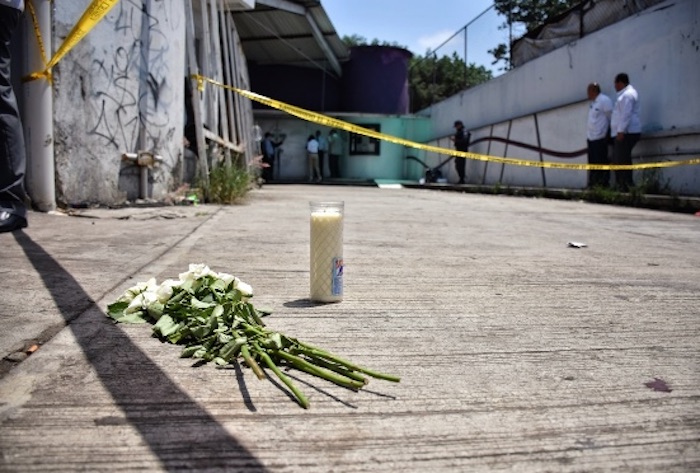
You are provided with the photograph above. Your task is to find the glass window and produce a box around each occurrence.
[349,124,381,155]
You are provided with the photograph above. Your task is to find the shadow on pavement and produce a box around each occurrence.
[13,230,269,472]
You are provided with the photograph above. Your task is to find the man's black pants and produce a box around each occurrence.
[587,137,610,188]
[612,133,640,192]
[0,6,27,219]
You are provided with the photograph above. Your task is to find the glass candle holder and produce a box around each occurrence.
[309,201,344,302]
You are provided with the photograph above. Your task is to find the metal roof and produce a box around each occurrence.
[229,0,350,78]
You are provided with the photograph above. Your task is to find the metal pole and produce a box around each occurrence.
[463,26,468,88]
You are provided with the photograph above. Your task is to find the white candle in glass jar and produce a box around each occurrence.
[309,202,344,302]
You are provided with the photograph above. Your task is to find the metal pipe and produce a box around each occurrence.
[23,0,55,211]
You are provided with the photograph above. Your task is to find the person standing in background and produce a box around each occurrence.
[327,129,341,179]
[315,130,327,179]
[610,73,641,192]
[450,120,470,185]
[306,134,321,182]
[261,132,275,182]
[586,82,613,188]
[0,0,28,233]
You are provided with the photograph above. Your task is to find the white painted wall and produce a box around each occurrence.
[423,0,700,195]
[53,1,186,204]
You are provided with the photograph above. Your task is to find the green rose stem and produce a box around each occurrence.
[297,343,401,383]
[252,342,310,409]
[248,306,266,327]
[300,354,368,384]
[240,344,265,380]
[272,350,365,390]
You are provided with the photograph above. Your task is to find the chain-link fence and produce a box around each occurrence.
[510,0,664,67]
[426,0,665,77]
[427,3,506,79]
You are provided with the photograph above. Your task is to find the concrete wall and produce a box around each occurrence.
[53,1,186,205]
[422,0,700,195]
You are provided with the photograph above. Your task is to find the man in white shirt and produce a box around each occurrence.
[586,83,613,188]
[610,73,641,191]
[306,134,321,182]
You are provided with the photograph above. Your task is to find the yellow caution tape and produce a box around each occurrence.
[195,74,700,172]
[25,0,120,82]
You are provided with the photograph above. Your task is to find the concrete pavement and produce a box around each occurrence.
[1,184,699,472]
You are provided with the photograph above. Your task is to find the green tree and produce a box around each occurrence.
[341,34,367,47]
[490,0,581,70]
[409,52,492,112]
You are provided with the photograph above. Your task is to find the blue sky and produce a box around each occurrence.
[320,0,513,75]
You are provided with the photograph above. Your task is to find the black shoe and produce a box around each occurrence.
[0,211,27,233]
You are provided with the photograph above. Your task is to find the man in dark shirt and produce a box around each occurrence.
[451,120,471,185]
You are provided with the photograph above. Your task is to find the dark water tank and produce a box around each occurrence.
[341,46,413,114]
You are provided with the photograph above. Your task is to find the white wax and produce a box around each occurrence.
[310,209,343,302]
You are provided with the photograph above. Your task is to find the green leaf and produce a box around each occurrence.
[209,278,227,293]
[113,311,149,324]
[267,332,282,349]
[190,325,211,340]
[218,332,233,344]
[106,301,129,320]
[207,313,219,332]
[178,278,194,293]
[153,314,180,337]
[191,296,214,310]
[218,337,246,361]
[168,289,188,304]
[180,345,202,358]
[147,302,165,319]
[167,328,187,344]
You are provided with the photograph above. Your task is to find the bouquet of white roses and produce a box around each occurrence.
[108,264,399,408]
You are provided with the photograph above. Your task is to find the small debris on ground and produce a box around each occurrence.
[644,377,672,393]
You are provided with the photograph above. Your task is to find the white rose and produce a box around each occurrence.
[217,272,235,287]
[142,290,159,309]
[121,277,157,302]
[233,277,253,297]
[125,293,145,314]
[156,279,179,303]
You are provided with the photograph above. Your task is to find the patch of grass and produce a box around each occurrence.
[582,186,626,205]
[205,162,253,204]
[637,169,671,195]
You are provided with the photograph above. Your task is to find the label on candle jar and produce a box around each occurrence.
[332,257,343,296]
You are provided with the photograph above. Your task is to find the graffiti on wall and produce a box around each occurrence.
[87,0,180,155]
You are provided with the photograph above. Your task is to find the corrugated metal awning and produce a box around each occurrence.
[229,0,349,78]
